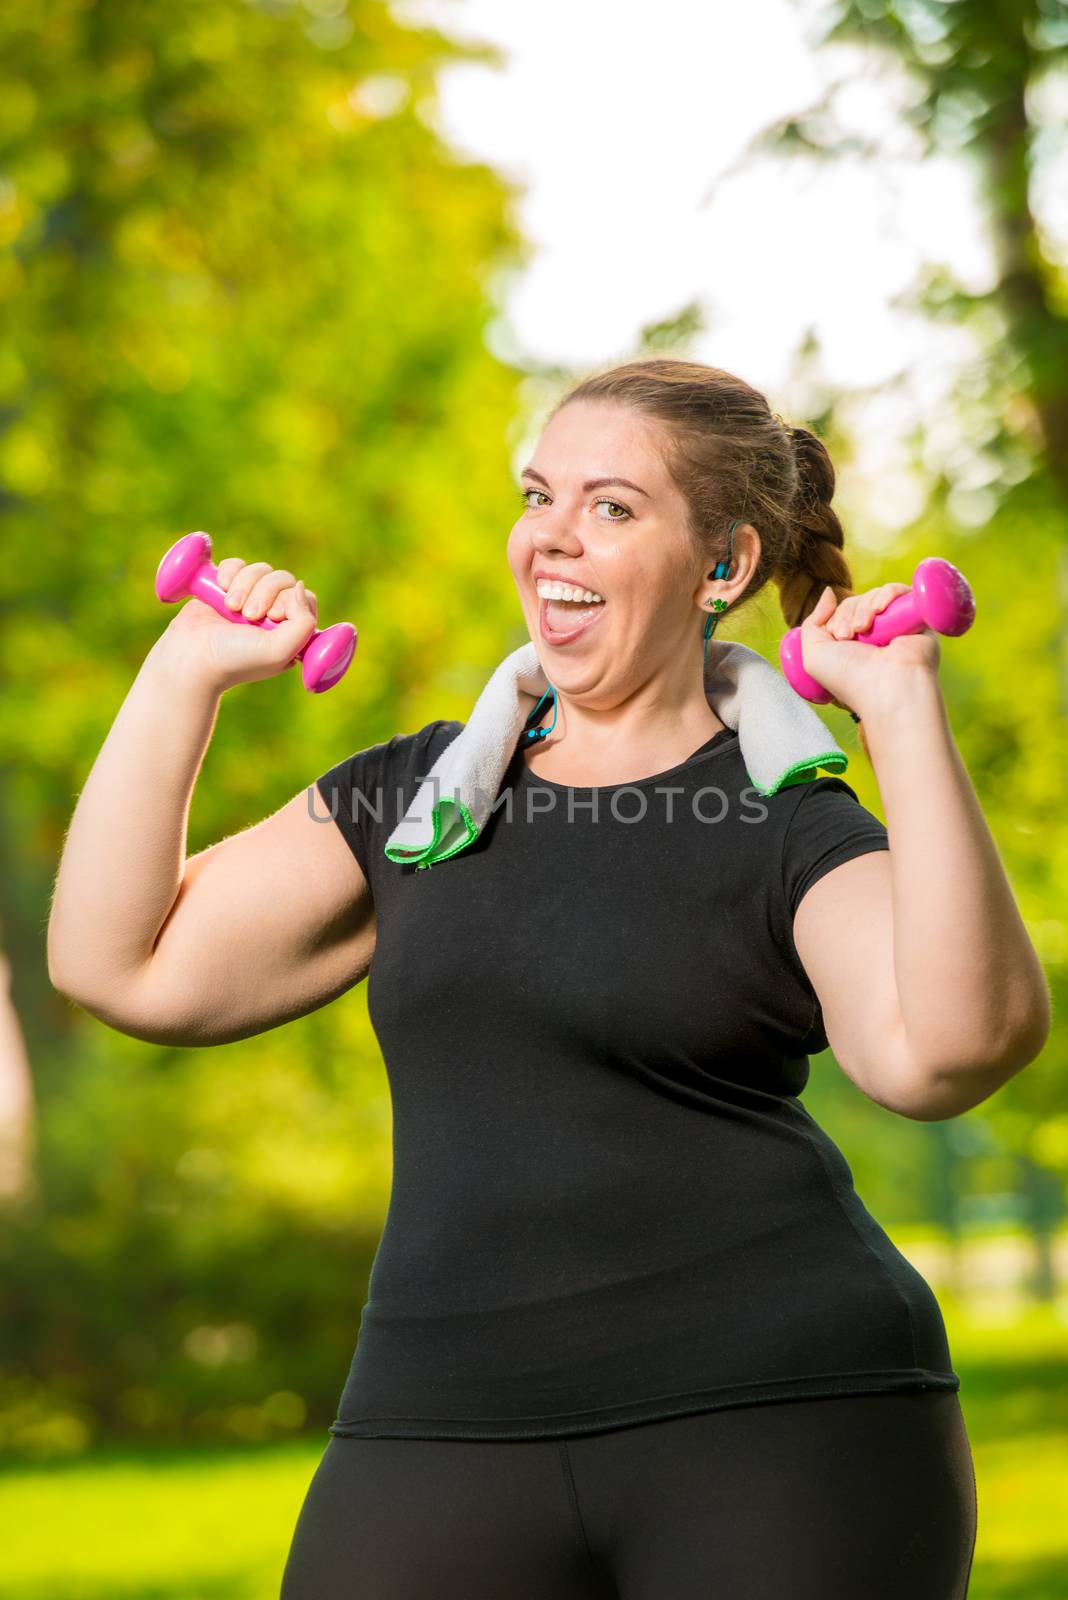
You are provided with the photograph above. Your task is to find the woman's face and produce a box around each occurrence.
[506,399,707,705]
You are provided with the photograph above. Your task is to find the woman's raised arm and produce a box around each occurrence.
[47,559,375,1048]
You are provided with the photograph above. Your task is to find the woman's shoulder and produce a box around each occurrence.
[776,772,890,916]
[779,771,864,809]
[316,718,464,796]
[380,717,465,763]
[767,772,884,849]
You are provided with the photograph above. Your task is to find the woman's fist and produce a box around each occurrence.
[800,582,941,719]
[163,555,319,692]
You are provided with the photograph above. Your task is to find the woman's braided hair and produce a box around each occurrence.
[547,356,869,758]
[774,425,853,630]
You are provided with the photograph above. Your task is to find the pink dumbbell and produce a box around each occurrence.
[780,555,975,705]
[155,531,357,694]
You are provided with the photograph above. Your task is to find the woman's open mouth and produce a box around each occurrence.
[538,593,606,646]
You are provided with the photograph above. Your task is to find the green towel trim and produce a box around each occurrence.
[383,749,850,866]
[750,749,848,797]
[383,797,479,870]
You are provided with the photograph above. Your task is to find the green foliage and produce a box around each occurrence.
[0,1005,396,1451]
[0,0,529,1449]
[0,0,528,946]
[733,0,1068,1241]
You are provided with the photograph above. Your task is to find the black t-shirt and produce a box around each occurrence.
[314,719,959,1440]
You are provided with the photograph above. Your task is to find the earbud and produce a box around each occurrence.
[711,520,738,585]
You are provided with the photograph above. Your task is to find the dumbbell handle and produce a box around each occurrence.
[155,531,357,694]
[779,556,975,705]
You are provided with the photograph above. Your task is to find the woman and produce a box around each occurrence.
[48,358,1050,1599]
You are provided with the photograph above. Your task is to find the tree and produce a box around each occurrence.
[0,0,534,1443]
[0,0,528,1065]
[725,0,1068,1291]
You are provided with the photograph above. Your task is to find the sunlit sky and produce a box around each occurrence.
[387,0,1055,542]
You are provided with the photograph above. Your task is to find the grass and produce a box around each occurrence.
[0,1437,315,1599]
[0,1297,1065,1598]
[941,1294,1068,1599]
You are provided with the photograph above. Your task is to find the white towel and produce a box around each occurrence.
[384,638,848,869]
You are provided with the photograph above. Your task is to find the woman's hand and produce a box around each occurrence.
[160,556,319,693]
[800,583,941,720]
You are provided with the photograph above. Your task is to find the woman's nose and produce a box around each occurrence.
[531,515,582,554]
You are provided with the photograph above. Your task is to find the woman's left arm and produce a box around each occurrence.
[792,583,1052,1121]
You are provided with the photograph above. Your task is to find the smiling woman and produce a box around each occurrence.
[502,358,860,786]
[54,348,1046,1597]
[275,357,1051,1595]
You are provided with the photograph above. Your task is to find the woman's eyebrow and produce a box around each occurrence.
[520,467,650,497]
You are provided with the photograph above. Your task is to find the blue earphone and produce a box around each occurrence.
[523,683,558,743]
[703,518,739,665]
[712,517,738,583]
[524,519,740,742]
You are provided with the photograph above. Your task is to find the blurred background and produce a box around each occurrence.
[1,0,1066,1594]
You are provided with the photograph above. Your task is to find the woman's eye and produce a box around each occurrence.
[519,488,630,521]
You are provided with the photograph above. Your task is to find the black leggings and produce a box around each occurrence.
[280,1389,977,1598]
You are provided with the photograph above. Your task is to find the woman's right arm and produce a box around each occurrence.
[46,560,375,1047]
